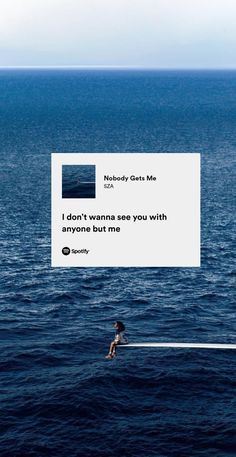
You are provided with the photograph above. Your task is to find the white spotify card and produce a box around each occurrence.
[51,153,200,267]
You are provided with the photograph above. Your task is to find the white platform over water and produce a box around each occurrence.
[120,342,236,350]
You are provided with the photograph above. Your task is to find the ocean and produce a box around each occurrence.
[0,69,235,457]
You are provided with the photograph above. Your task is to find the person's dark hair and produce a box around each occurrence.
[115,321,125,331]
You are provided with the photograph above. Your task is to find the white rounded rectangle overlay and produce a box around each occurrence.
[51,153,200,267]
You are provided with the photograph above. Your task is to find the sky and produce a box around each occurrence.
[0,0,236,68]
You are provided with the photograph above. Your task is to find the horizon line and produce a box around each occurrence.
[0,65,236,70]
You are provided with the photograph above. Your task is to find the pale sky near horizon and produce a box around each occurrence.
[0,0,236,68]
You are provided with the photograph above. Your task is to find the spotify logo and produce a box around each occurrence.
[62,247,70,256]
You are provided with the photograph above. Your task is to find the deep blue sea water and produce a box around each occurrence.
[0,70,235,457]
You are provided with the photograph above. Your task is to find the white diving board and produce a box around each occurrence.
[120,342,236,350]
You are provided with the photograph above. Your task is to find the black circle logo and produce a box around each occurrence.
[62,247,70,256]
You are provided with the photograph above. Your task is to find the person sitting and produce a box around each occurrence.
[105,321,128,359]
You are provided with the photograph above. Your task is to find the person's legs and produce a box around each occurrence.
[110,340,117,355]
[105,340,117,358]
[110,341,117,355]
